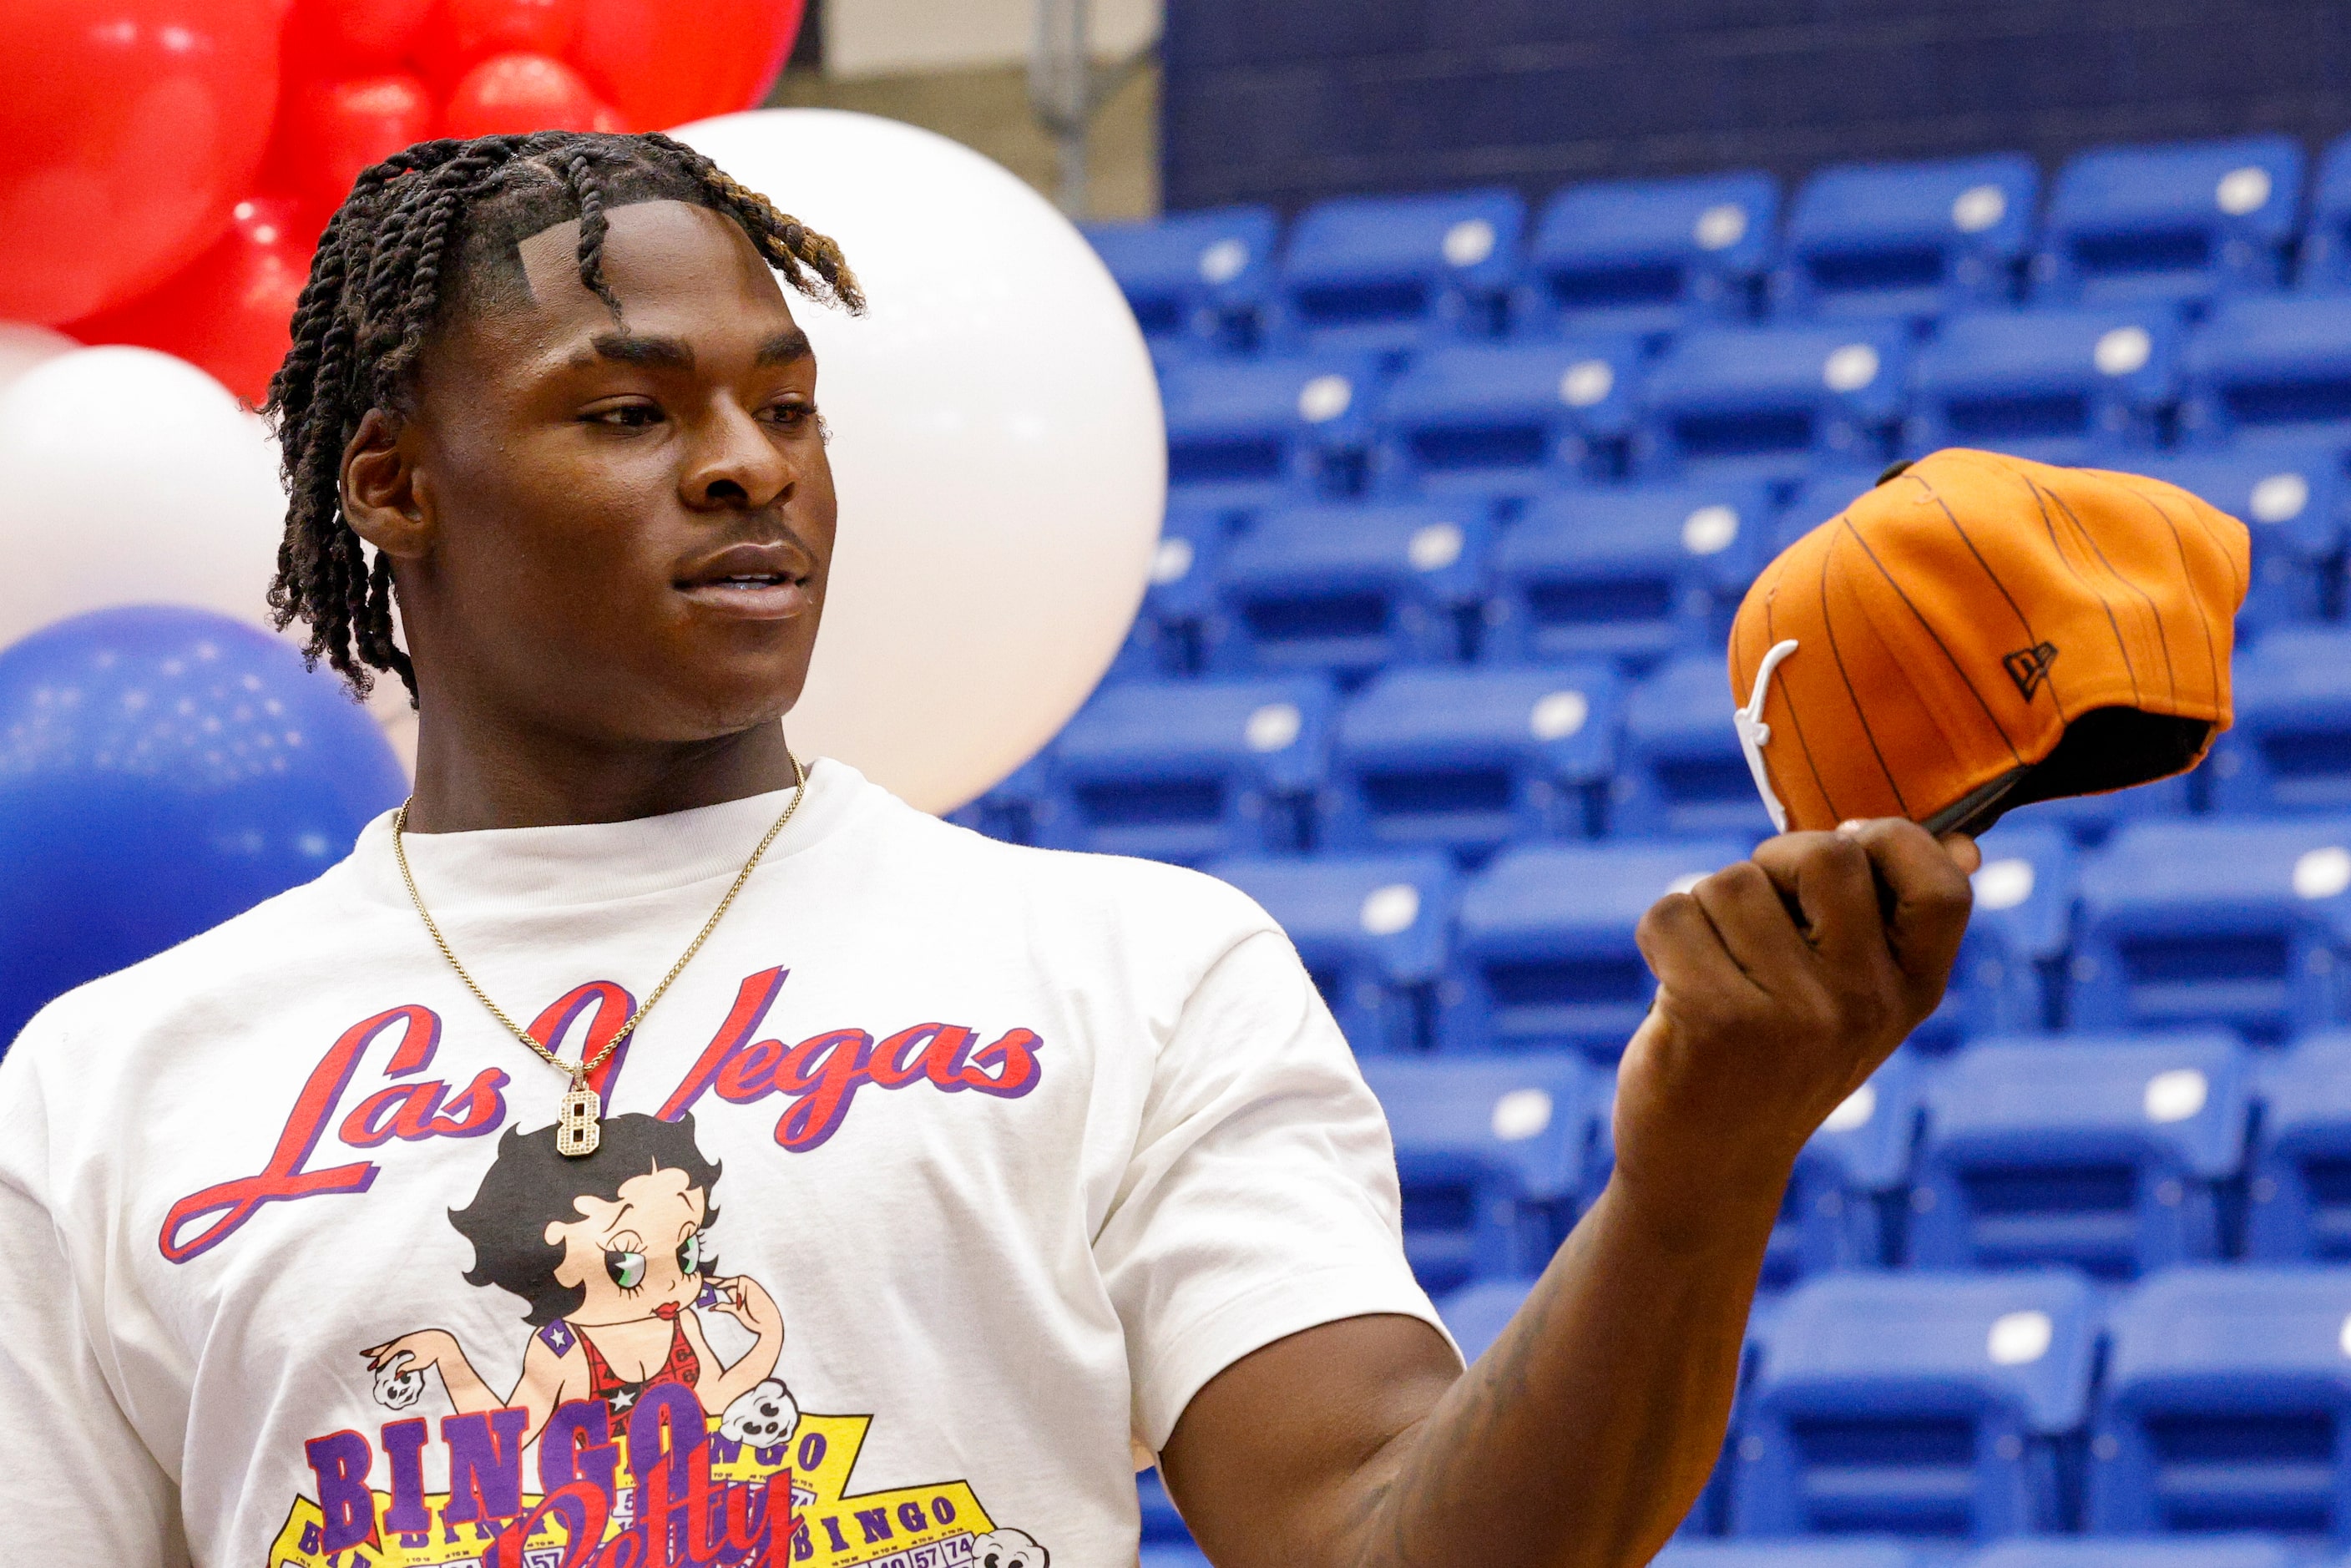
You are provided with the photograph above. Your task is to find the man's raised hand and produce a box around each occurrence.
[1612,819,1979,1240]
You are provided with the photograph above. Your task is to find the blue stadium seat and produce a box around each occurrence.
[948,755,1053,847]
[2177,296,2351,452]
[1083,205,1278,354]
[1326,665,1625,855]
[1136,1469,1191,1548]
[1730,1270,2097,1538]
[1767,1052,1926,1288]
[1273,188,1526,357]
[2123,448,2343,631]
[2090,1266,2351,1534]
[1990,771,2195,847]
[2035,136,2304,311]
[1444,837,1750,1059]
[2300,131,2351,292]
[1126,502,1231,677]
[1206,501,1491,677]
[1904,307,2177,465]
[2210,630,2351,816]
[1964,1535,2292,1568]
[1368,338,1645,500]
[1488,483,1773,668]
[1771,468,1884,554]
[1140,1545,1208,1568]
[2247,1033,2351,1260]
[1637,324,1912,488]
[1361,1053,1592,1292]
[1914,822,2079,1050]
[1908,1033,2249,1279]
[1775,154,2040,324]
[1035,678,1333,864]
[1206,851,1459,1055]
[1160,352,1381,514]
[1519,173,1780,341]
[1613,655,1778,840]
[2070,817,2351,1042]
[1661,1545,1918,1568]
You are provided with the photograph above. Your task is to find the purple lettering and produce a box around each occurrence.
[304,1429,377,1555]
[441,1408,529,1524]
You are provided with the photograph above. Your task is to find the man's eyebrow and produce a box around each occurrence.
[574,332,694,370]
[755,329,812,367]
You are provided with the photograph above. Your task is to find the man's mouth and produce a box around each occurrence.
[673,542,814,620]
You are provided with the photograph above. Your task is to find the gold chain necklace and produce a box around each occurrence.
[390,751,807,1158]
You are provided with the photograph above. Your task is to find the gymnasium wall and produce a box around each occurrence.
[1161,0,2351,212]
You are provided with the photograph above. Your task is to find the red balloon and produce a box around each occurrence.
[570,0,804,131]
[68,196,316,407]
[0,0,282,325]
[285,0,435,71]
[279,73,437,212]
[444,0,582,66]
[442,51,620,139]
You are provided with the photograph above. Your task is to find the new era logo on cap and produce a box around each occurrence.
[1728,449,2248,837]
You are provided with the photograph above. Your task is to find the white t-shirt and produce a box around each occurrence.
[0,759,1441,1568]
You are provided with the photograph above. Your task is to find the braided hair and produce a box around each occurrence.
[262,130,865,701]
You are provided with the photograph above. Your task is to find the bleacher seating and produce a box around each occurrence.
[1615,655,1779,839]
[1904,307,2177,466]
[2071,817,2351,1042]
[1206,851,1459,1054]
[1205,501,1491,676]
[1062,124,2351,1565]
[1636,324,1912,489]
[1908,1033,2250,1278]
[1487,484,1772,668]
[1368,338,1644,499]
[1444,837,1748,1058]
[2177,295,2351,451]
[2209,630,2351,815]
[2035,136,2304,311]
[1730,1270,2099,1537]
[2125,448,2343,631]
[1325,665,1624,855]
[2091,1267,2351,1534]
[1776,154,2040,324]
[1361,1053,1592,1292]
[1035,678,1332,863]
[2247,1033,2351,1260]
[1160,352,1380,513]
[1519,173,1780,341]
[1272,188,1525,357]
[1767,1053,1925,1287]
[1917,822,2078,1049]
[1082,205,1278,355]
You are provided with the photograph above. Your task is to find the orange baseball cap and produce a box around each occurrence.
[1727,448,2249,837]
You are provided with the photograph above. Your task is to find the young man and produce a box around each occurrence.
[0,132,1975,1568]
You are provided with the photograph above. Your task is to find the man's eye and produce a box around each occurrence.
[589,403,662,427]
[766,402,815,426]
[605,1249,646,1289]
[677,1232,702,1274]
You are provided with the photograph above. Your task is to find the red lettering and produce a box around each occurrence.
[159,1006,438,1262]
[715,1038,786,1103]
[869,1025,946,1089]
[919,1027,979,1092]
[492,1479,609,1568]
[773,1031,874,1151]
[339,1083,441,1149]
[528,984,637,1101]
[657,968,790,1120]
[427,1068,509,1138]
[957,1029,1044,1098]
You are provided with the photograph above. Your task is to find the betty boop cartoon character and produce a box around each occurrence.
[366,1111,786,1446]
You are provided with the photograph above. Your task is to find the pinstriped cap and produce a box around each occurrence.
[1728,448,2250,837]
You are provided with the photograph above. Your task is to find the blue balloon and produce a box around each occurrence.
[0,606,407,1050]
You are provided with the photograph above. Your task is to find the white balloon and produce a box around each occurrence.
[674,109,1164,814]
[0,346,286,650]
[0,322,77,397]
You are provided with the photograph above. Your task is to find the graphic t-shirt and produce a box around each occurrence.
[0,760,1442,1568]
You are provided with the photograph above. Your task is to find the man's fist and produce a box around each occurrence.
[1610,819,1978,1241]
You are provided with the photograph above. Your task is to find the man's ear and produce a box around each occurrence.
[341,407,432,559]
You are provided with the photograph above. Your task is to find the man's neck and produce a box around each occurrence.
[400,702,801,834]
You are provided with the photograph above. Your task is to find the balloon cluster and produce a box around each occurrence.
[2,0,805,404]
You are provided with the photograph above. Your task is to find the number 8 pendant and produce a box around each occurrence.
[557,1079,601,1157]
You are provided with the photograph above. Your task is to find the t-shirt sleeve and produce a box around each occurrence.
[0,1044,190,1565]
[1095,924,1454,1454]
